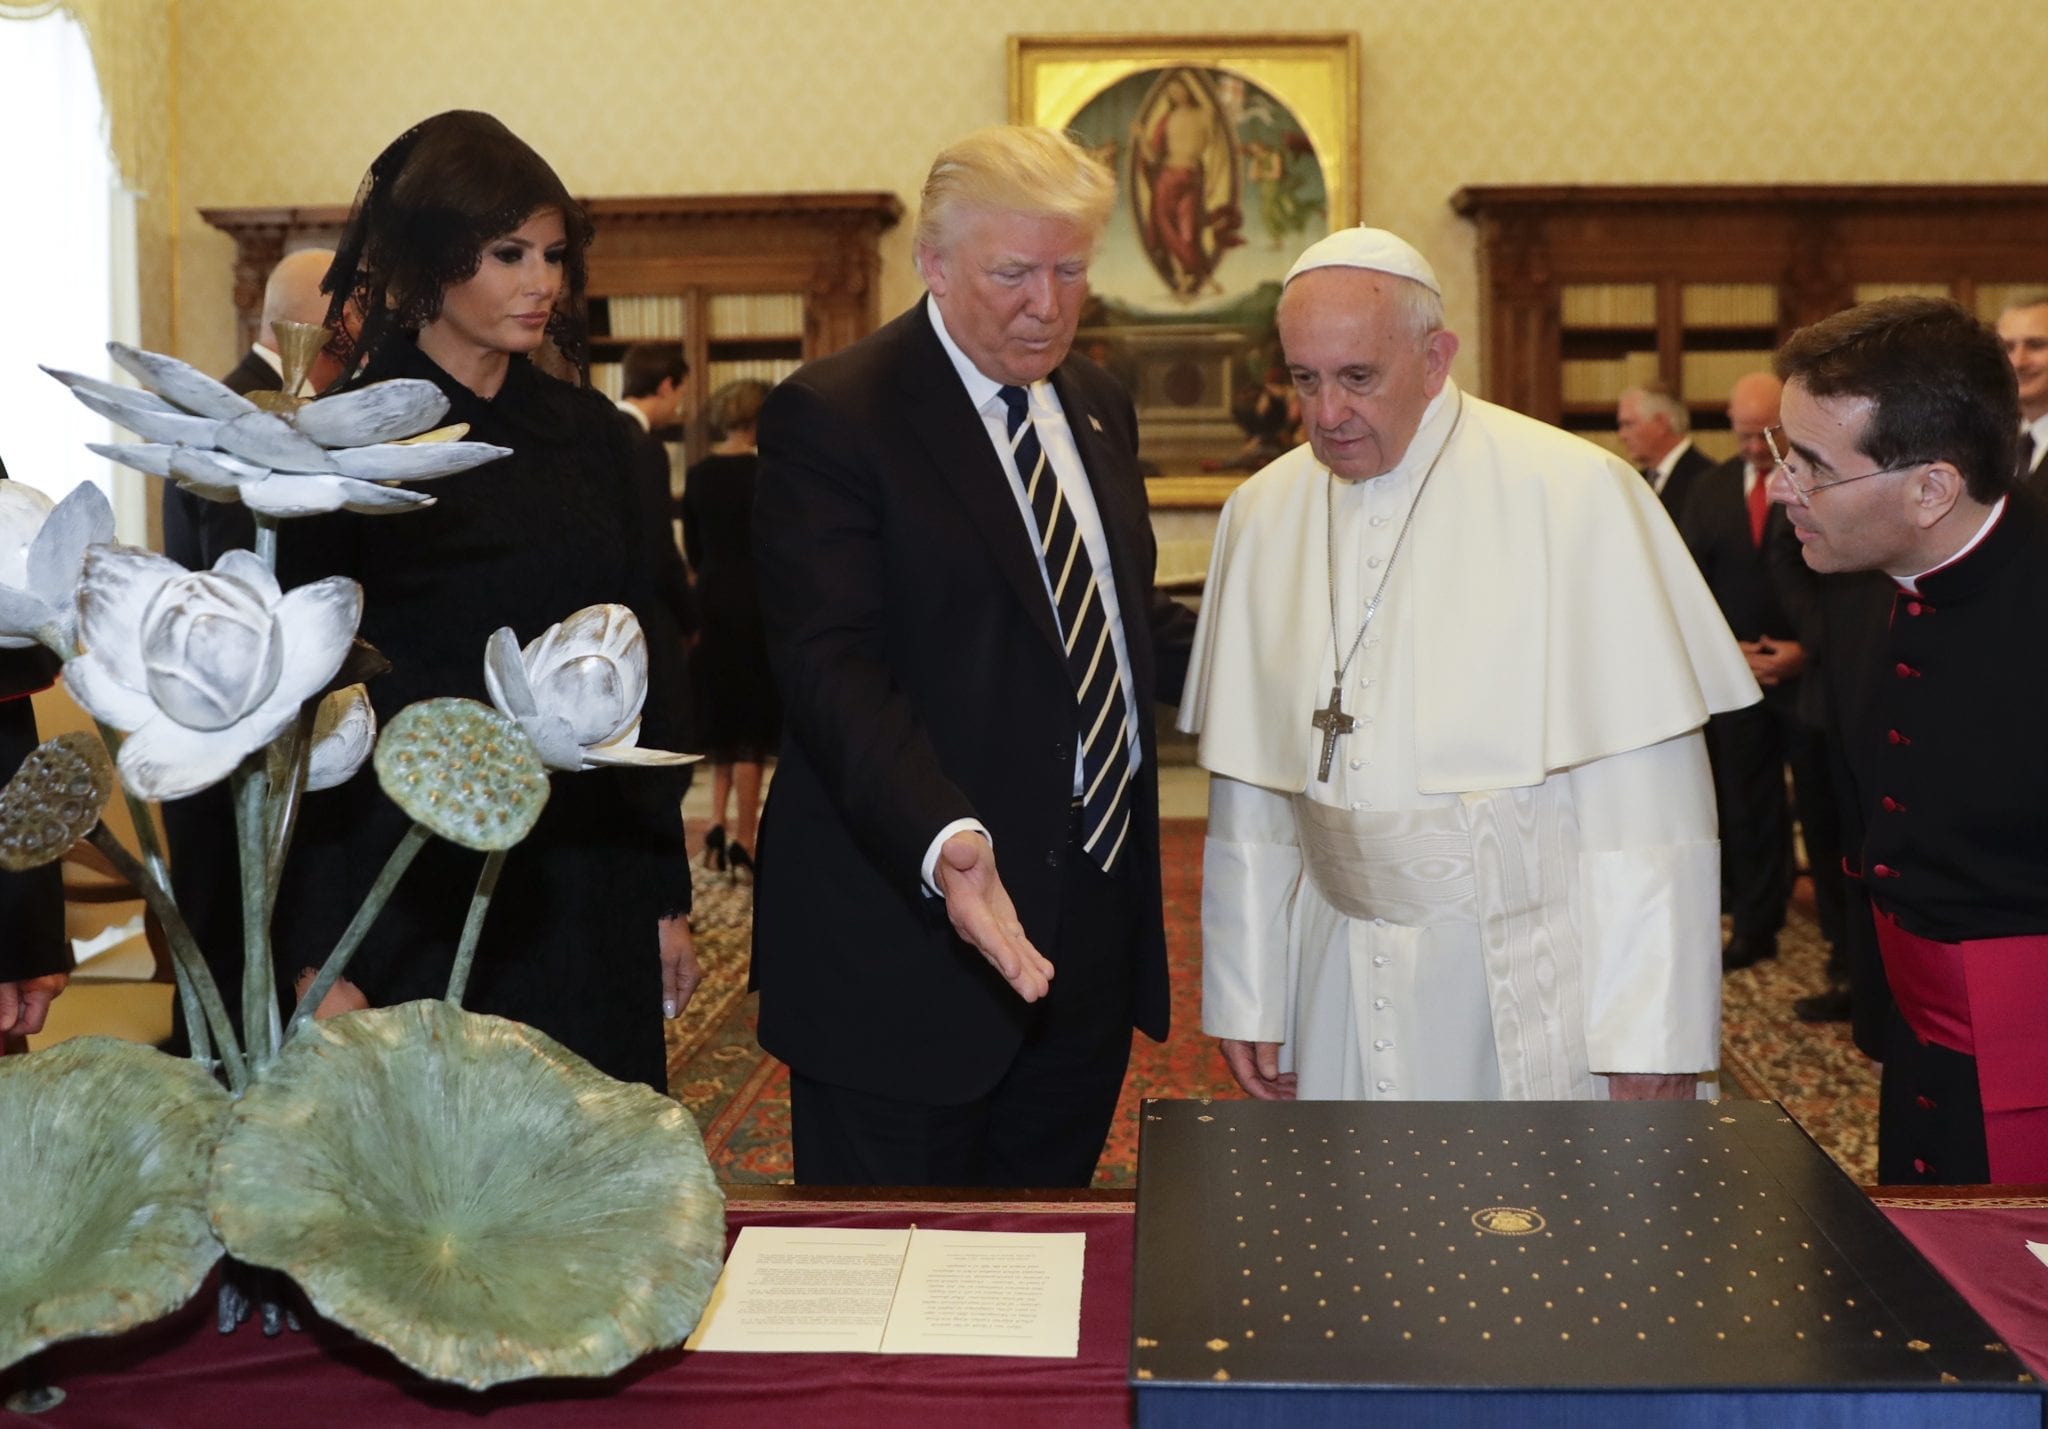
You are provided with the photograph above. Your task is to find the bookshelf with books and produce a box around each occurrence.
[202,192,903,463]
[1450,185,2048,461]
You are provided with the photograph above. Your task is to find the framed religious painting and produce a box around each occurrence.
[1010,32,1360,506]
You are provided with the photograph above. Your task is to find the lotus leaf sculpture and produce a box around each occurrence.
[4,338,721,1392]
[0,1040,232,1372]
[208,1001,726,1390]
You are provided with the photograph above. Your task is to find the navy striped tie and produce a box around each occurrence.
[999,384,1133,873]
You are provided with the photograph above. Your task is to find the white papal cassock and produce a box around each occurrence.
[1180,382,1761,1100]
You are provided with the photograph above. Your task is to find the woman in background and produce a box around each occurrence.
[270,110,697,1089]
[682,379,779,879]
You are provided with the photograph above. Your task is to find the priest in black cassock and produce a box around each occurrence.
[1772,295,2048,1185]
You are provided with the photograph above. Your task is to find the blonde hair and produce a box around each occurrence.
[913,126,1114,271]
[708,378,769,438]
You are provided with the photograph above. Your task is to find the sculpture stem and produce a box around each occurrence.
[85,824,248,1092]
[285,822,431,1044]
[253,515,278,573]
[264,714,312,887]
[232,761,280,1069]
[91,718,210,1067]
[444,848,506,1008]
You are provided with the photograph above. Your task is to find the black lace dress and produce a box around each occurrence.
[681,452,780,762]
[268,342,692,1089]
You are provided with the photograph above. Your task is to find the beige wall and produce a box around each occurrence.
[169,0,2047,385]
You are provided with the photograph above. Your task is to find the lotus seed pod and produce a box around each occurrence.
[373,698,548,851]
[0,732,114,872]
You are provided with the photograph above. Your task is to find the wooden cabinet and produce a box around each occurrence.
[201,192,902,459]
[1450,185,2048,457]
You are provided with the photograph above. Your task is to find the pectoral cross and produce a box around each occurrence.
[1311,684,1356,783]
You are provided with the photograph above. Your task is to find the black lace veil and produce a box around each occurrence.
[321,110,595,386]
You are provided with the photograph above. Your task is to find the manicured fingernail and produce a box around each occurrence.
[664,1000,678,1018]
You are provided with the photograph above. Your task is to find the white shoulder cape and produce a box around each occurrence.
[1179,384,1761,794]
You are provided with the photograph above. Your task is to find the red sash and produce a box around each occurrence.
[1873,910,2048,1183]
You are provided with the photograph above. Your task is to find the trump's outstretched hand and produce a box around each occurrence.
[934,832,1055,1002]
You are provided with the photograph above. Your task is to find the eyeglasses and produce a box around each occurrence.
[1761,425,1927,503]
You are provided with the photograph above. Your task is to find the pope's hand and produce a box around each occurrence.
[1220,1039,1297,1101]
[934,832,1054,1002]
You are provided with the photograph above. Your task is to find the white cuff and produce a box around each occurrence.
[922,819,990,897]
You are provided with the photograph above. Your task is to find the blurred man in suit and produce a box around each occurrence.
[165,248,335,572]
[752,126,1194,1187]
[1618,381,1713,522]
[1681,373,1844,976]
[613,342,697,647]
[1994,292,2048,497]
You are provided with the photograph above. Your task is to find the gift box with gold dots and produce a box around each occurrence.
[1131,1099,2039,1427]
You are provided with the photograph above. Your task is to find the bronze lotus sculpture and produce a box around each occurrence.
[0,331,722,1391]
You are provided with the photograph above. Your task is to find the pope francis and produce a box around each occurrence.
[1180,228,1761,1104]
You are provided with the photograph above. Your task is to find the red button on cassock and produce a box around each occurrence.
[1881,796,1899,811]
[1906,601,1923,616]
[1913,1158,1932,1175]
[1873,864,1900,878]
[1915,1095,1937,1110]
[1886,729,1912,746]
[1894,663,1921,679]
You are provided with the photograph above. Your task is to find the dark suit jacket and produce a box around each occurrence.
[616,411,697,644]
[1680,458,1811,698]
[162,347,276,569]
[750,303,1193,1102]
[1655,442,1715,524]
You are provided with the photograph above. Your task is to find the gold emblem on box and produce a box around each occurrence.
[1472,1206,1546,1235]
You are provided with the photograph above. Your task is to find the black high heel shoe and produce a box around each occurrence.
[725,840,754,885]
[701,825,727,872]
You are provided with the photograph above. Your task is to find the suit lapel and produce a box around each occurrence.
[895,309,1065,658]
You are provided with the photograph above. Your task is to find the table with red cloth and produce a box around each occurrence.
[3,1185,2044,1428]
[0,1189,1136,1429]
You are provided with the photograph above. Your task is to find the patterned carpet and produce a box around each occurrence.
[667,822,1880,1186]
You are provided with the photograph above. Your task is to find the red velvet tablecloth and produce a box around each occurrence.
[1878,1192,2048,1376]
[1,1199,1135,1429]
[9,1191,2044,1426]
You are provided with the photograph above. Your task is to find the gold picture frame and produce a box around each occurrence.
[1010,32,1361,506]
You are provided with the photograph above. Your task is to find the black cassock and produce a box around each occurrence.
[1821,490,2048,1183]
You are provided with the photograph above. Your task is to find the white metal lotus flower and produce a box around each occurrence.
[305,683,376,792]
[43,342,510,519]
[64,545,362,800]
[483,603,698,771]
[0,480,114,653]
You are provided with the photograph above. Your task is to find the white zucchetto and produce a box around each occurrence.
[1284,226,1442,296]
